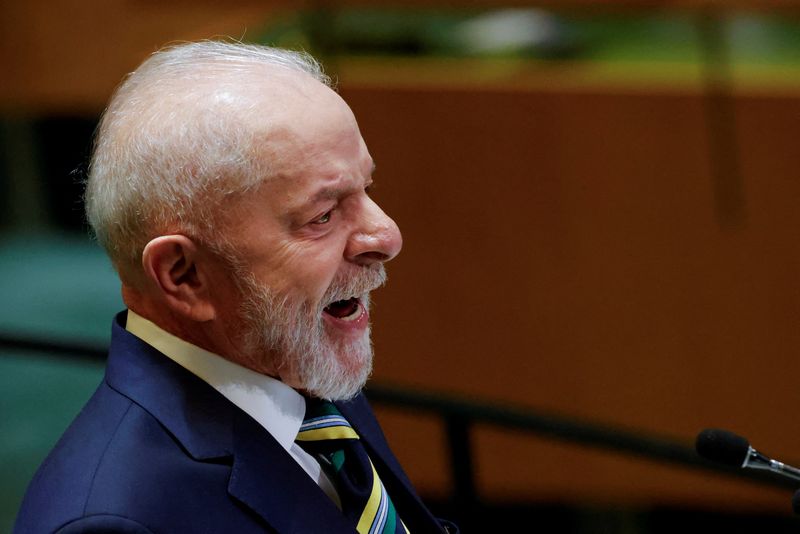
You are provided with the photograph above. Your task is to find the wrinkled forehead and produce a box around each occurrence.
[196,64,369,215]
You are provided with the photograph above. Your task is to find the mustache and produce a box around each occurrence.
[321,264,387,306]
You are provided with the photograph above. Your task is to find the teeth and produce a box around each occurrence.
[341,299,361,321]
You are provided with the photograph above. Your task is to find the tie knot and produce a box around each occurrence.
[297,398,360,442]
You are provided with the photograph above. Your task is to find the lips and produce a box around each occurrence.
[319,266,385,332]
[322,295,369,334]
[323,297,361,320]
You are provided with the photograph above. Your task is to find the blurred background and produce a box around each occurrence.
[3,1,800,532]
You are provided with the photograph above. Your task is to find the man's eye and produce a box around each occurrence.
[312,211,332,225]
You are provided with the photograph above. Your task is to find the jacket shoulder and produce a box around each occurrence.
[54,514,155,534]
[15,382,138,533]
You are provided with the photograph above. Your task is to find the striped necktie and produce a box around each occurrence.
[296,398,409,534]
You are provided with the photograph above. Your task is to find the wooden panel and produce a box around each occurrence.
[3,2,800,115]
[346,86,800,512]
[0,0,277,114]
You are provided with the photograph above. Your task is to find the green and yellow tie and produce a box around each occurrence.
[296,399,409,534]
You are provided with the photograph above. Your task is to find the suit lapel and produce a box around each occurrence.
[227,408,355,533]
[106,314,446,533]
[105,316,235,460]
[106,314,357,534]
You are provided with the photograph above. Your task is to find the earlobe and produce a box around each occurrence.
[141,235,216,322]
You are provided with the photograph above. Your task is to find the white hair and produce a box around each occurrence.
[85,40,332,277]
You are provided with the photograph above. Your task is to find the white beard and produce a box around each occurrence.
[234,265,386,400]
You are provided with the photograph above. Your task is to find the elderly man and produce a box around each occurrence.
[15,41,455,534]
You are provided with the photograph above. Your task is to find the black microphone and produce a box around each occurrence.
[695,428,800,484]
[792,490,800,515]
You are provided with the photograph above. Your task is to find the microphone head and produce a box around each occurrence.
[696,428,750,467]
[793,490,800,515]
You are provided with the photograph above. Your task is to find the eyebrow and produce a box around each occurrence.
[308,163,376,203]
[310,185,354,203]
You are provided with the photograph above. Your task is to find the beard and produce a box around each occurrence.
[233,264,387,401]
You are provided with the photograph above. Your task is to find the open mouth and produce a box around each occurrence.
[323,297,362,321]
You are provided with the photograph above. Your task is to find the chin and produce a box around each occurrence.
[232,263,383,401]
[293,329,374,401]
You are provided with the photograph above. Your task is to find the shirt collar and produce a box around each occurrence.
[125,309,305,452]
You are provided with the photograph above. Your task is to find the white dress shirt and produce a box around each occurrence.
[125,310,340,506]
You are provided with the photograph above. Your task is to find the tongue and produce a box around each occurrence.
[324,298,358,318]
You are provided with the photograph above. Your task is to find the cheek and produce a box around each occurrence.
[208,273,249,331]
[244,232,349,299]
[248,257,340,307]
[284,247,345,297]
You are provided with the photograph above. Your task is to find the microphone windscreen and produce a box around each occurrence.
[793,490,800,515]
[696,428,750,467]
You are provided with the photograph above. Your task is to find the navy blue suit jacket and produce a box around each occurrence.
[15,314,454,533]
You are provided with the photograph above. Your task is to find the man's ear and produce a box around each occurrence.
[141,235,217,322]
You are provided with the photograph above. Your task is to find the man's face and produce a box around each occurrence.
[212,79,402,400]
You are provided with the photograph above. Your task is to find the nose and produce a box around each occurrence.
[346,197,403,266]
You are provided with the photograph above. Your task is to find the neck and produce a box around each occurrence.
[122,284,284,381]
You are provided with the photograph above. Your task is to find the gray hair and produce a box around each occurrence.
[85,40,331,278]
